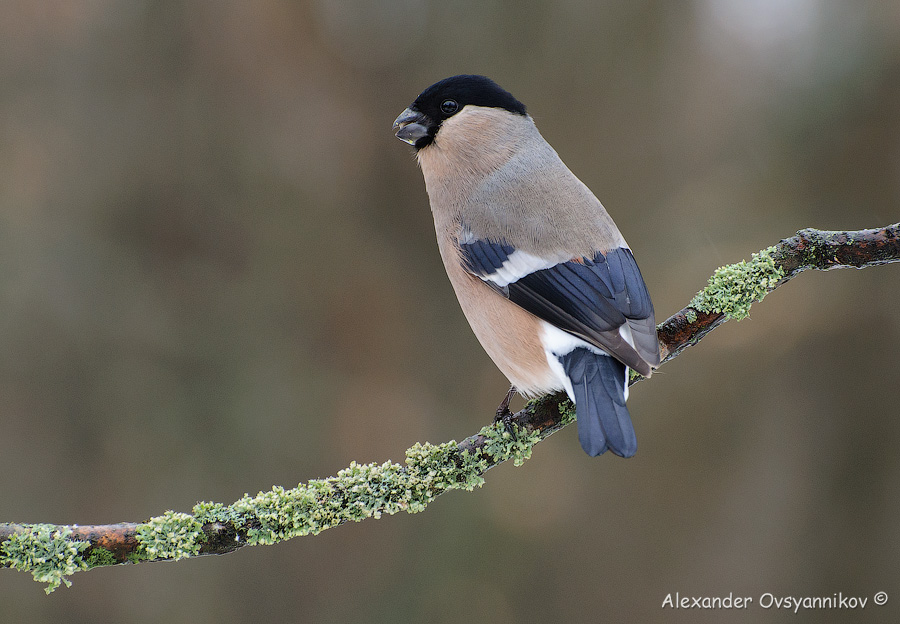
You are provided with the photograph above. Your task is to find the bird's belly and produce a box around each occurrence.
[449,270,563,397]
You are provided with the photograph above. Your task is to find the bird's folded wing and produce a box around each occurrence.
[458,236,660,376]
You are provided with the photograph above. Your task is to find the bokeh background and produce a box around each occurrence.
[1,1,899,622]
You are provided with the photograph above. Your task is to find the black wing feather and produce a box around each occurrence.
[458,238,660,375]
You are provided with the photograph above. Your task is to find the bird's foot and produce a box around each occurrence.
[494,385,517,438]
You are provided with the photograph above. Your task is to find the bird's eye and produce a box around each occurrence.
[440,99,459,115]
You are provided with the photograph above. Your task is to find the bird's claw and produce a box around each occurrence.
[494,386,517,438]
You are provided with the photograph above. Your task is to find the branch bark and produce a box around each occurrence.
[2,223,898,592]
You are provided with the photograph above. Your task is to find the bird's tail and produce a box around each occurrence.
[558,348,636,457]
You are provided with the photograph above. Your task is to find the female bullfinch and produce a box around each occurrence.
[393,75,660,457]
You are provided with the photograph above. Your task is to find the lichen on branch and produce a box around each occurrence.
[0,525,90,593]
[1,417,552,592]
[689,246,785,320]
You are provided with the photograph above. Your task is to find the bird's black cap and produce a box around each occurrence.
[412,75,527,119]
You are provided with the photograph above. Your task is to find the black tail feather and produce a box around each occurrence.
[558,348,636,457]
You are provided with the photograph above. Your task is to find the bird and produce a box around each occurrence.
[392,75,659,457]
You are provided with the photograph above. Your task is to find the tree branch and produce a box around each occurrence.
[2,224,898,592]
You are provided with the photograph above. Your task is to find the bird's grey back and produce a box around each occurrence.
[418,106,627,259]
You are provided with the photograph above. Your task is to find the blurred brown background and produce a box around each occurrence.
[1,1,898,622]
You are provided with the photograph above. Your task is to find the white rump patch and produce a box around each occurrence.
[539,321,631,402]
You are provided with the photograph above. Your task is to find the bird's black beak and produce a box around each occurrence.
[393,107,431,147]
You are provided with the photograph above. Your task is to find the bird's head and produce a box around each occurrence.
[393,75,527,150]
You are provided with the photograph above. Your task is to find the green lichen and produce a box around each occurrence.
[241,441,491,544]
[554,397,577,426]
[192,500,238,526]
[689,246,785,320]
[191,440,494,548]
[135,511,204,561]
[0,525,89,593]
[479,421,542,467]
[405,441,487,497]
[85,547,117,569]
[684,308,698,324]
[6,414,548,591]
[228,484,320,545]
